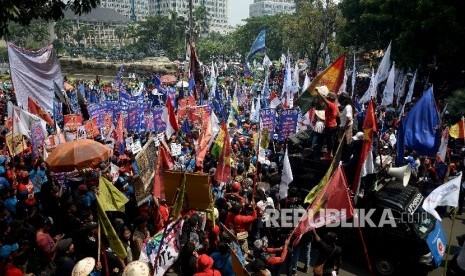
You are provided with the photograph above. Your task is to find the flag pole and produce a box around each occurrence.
[443,205,458,275]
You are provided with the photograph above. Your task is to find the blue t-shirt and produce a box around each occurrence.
[211,252,234,276]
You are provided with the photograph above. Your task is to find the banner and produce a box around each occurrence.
[127,105,140,131]
[5,132,27,156]
[278,109,299,141]
[84,117,100,139]
[31,122,45,158]
[259,108,275,137]
[119,92,131,112]
[426,220,447,266]
[144,113,155,132]
[87,104,105,128]
[8,43,63,112]
[135,139,158,201]
[64,114,83,132]
[140,218,184,275]
[153,106,166,132]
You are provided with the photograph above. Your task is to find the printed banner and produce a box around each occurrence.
[135,138,158,203]
[278,109,299,141]
[84,117,100,139]
[259,108,275,137]
[119,92,131,112]
[140,219,184,275]
[127,105,140,131]
[64,114,83,132]
[87,104,106,128]
[31,122,45,158]
[5,132,27,156]
[144,113,155,132]
[153,106,166,132]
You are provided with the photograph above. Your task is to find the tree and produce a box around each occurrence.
[114,26,127,46]
[54,19,72,42]
[0,0,99,38]
[6,21,49,50]
[73,29,85,46]
[195,5,210,37]
[339,0,465,94]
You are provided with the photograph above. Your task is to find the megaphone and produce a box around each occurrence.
[387,164,412,187]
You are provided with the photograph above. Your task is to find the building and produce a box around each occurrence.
[64,8,131,47]
[99,0,151,21]
[152,0,230,35]
[249,0,296,18]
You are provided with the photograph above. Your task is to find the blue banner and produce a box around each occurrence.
[127,105,140,131]
[152,106,166,133]
[87,103,105,128]
[246,29,266,61]
[259,108,275,137]
[426,220,447,267]
[278,109,299,141]
[119,92,131,112]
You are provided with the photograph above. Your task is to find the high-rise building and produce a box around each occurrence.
[99,0,151,21]
[153,0,230,35]
[249,0,295,18]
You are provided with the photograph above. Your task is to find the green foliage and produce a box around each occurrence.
[446,89,465,123]
[6,21,50,50]
[339,0,465,91]
[0,0,99,38]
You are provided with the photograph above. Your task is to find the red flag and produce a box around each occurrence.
[293,166,354,246]
[163,98,179,138]
[352,100,378,194]
[116,113,124,144]
[190,106,212,168]
[215,123,231,183]
[153,145,174,199]
[28,97,54,126]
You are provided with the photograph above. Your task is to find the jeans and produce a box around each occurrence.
[287,241,311,275]
[324,127,338,154]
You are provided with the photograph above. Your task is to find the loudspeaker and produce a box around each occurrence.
[387,164,412,187]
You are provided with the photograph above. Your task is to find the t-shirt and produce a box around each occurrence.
[340,105,353,127]
[211,252,234,276]
[324,101,339,128]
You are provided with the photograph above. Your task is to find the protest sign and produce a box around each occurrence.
[278,109,299,141]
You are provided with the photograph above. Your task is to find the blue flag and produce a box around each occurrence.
[396,87,441,165]
[182,117,191,134]
[188,73,195,96]
[115,66,124,82]
[246,30,266,61]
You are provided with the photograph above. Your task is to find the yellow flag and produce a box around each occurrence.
[96,200,128,259]
[170,173,186,218]
[98,176,128,212]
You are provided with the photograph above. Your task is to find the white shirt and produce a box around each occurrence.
[340,105,353,127]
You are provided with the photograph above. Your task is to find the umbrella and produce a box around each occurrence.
[160,75,177,84]
[176,80,189,88]
[45,139,111,172]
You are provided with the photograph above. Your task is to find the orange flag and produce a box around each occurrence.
[449,117,465,139]
[295,54,346,114]
[28,97,54,126]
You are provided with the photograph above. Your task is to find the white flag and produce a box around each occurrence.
[376,42,392,84]
[400,70,418,116]
[339,69,348,94]
[395,70,407,106]
[263,55,271,68]
[292,62,300,94]
[360,69,377,103]
[351,53,356,98]
[422,173,462,221]
[279,148,293,199]
[208,111,220,148]
[438,129,449,162]
[381,62,396,106]
[12,105,47,138]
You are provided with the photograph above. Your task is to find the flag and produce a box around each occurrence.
[293,166,354,246]
[352,100,377,194]
[246,29,266,61]
[438,128,449,162]
[295,54,345,114]
[12,107,30,137]
[53,80,67,105]
[116,113,124,144]
[215,123,231,183]
[153,145,174,199]
[181,117,191,134]
[395,70,407,107]
[115,65,124,82]
[359,69,377,104]
[376,42,391,84]
[211,123,227,158]
[170,173,186,218]
[162,98,179,139]
[449,117,465,139]
[304,132,346,204]
[96,176,128,259]
[84,117,100,139]
[381,62,396,106]
[396,87,441,165]
[208,111,221,148]
[279,148,293,199]
[269,91,281,109]
[302,74,311,94]
[12,105,48,138]
[194,106,212,168]
[400,70,418,115]
[189,43,205,100]
[422,173,462,221]
[139,219,184,275]
[351,53,356,98]
[292,62,300,94]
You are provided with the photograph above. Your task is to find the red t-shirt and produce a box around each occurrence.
[325,101,339,128]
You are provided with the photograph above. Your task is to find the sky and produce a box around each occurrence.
[229,0,254,26]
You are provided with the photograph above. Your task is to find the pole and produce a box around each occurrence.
[189,0,194,43]
[443,208,458,276]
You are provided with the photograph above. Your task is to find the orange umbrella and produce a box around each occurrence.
[160,75,177,84]
[45,139,111,172]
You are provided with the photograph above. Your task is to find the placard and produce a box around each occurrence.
[135,139,158,204]
[5,132,27,156]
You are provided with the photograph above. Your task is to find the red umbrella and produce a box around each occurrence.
[160,75,177,84]
[45,139,111,172]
